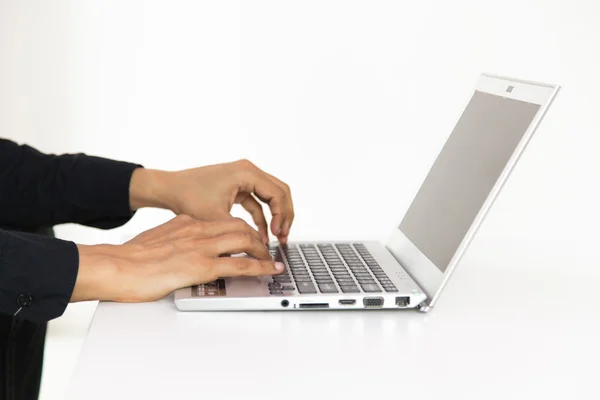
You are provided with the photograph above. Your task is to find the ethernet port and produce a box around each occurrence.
[395,297,410,307]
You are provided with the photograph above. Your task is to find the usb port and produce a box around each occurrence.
[339,299,356,306]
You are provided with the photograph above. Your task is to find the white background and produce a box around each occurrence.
[0,1,599,399]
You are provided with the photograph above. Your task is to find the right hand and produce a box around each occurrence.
[71,214,285,303]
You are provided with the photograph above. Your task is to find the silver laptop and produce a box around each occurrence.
[175,73,560,312]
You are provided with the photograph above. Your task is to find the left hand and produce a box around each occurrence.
[129,159,294,244]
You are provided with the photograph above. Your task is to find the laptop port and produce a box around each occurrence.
[281,300,289,308]
[339,299,356,306]
[299,303,329,309]
[395,297,410,307]
[363,297,384,308]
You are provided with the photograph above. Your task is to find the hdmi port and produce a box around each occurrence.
[339,299,356,306]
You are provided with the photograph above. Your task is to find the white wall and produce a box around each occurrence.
[1,1,599,399]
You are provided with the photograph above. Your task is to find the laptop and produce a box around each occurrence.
[174,73,560,312]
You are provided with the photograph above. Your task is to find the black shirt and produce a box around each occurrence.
[0,139,141,323]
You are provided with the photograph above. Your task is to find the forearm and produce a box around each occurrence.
[0,138,141,229]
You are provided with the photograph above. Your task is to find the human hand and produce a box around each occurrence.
[129,160,294,245]
[71,215,284,303]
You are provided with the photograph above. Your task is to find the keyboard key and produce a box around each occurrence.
[318,283,338,293]
[332,272,350,276]
[340,285,360,293]
[317,280,334,285]
[312,271,331,276]
[384,287,398,292]
[361,283,381,293]
[290,271,307,276]
[333,273,351,277]
[354,271,371,276]
[308,259,325,264]
[297,281,317,294]
[357,280,377,285]
[304,256,321,261]
[294,276,313,282]
[316,278,334,282]
[281,286,296,291]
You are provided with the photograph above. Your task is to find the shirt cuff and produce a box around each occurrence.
[0,230,79,323]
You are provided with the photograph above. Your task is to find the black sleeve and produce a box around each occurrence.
[0,229,79,323]
[0,138,142,230]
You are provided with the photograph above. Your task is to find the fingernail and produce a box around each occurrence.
[275,262,284,271]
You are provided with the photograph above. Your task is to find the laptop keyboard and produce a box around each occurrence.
[268,243,398,295]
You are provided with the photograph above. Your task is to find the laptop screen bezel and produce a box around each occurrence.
[385,73,560,309]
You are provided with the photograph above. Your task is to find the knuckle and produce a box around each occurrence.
[236,159,254,169]
[233,231,254,247]
[259,261,272,274]
[234,258,250,272]
[185,221,205,235]
[176,214,192,223]
[232,217,248,229]
[277,186,286,198]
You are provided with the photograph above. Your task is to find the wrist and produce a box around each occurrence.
[129,168,175,211]
[72,244,123,302]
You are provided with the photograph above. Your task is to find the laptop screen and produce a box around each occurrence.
[399,90,541,272]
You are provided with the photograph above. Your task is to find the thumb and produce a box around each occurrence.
[212,257,285,278]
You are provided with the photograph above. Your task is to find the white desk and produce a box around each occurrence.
[67,239,599,400]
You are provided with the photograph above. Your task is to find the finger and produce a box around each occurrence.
[262,172,295,240]
[213,257,285,278]
[206,232,271,260]
[201,218,262,244]
[239,170,287,239]
[239,161,294,242]
[240,195,269,244]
